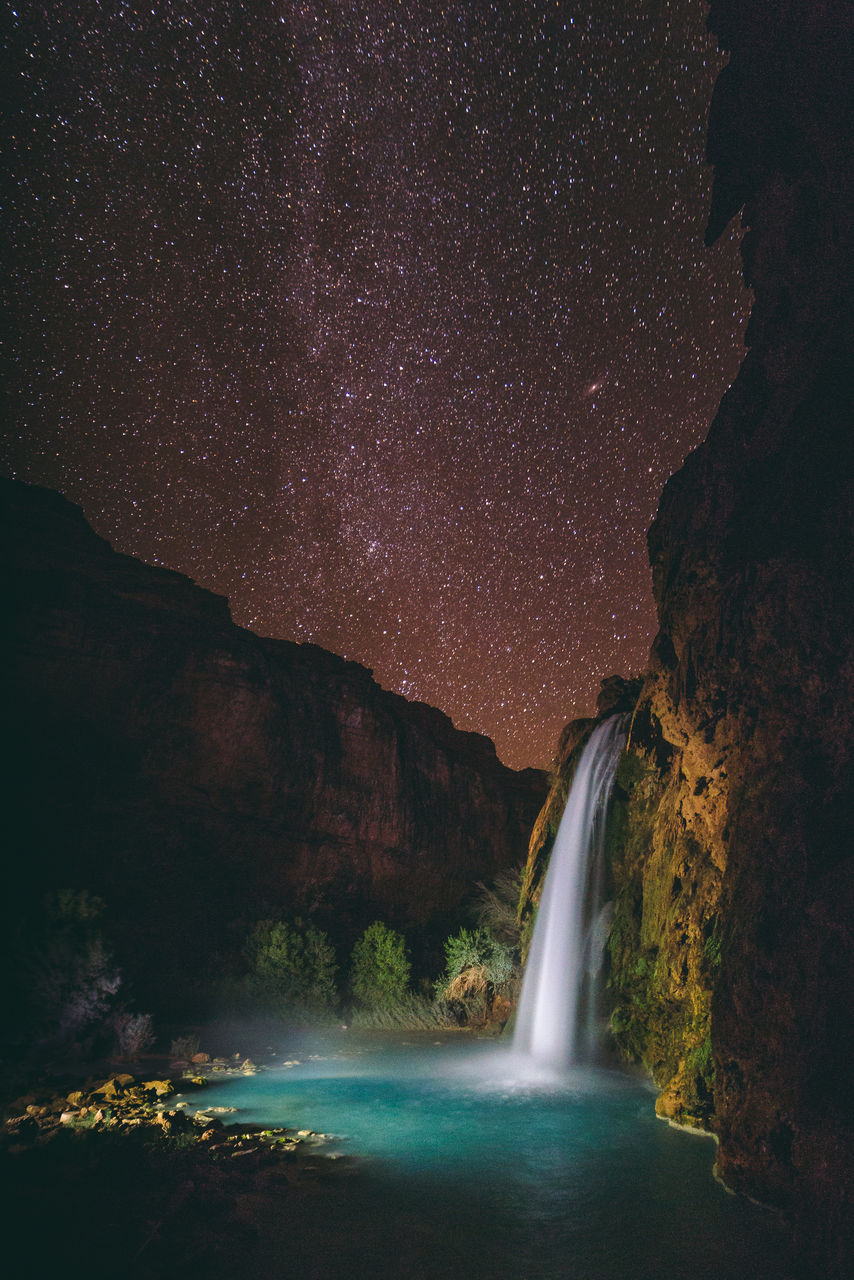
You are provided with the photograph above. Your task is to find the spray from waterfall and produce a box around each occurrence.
[514,715,626,1071]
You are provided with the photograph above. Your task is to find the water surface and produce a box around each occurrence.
[187,1033,795,1280]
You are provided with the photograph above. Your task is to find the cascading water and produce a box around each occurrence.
[514,714,627,1071]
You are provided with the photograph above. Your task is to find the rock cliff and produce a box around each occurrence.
[522,2,853,1271]
[3,477,545,1013]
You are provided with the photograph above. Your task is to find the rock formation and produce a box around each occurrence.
[3,477,545,1013]
[522,2,853,1271]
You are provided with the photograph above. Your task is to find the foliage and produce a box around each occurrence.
[170,1033,201,1061]
[349,921,411,1008]
[113,1011,155,1059]
[434,926,516,1023]
[244,918,338,1016]
[702,925,723,970]
[437,926,515,993]
[348,992,456,1030]
[473,866,525,946]
[14,889,123,1047]
[684,1035,715,1090]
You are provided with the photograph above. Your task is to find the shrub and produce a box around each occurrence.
[113,1011,155,1060]
[349,992,456,1030]
[473,866,525,946]
[349,922,411,1009]
[170,1033,201,1061]
[702,926,723,970]
[434,926,516,1023]
[14,889,123,1048]
[245,918,338,1016]
[685,1034,715,1089]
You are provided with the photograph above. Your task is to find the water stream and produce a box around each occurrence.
[514,715,627,1069]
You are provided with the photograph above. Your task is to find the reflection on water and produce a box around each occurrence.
[188,1033,795,1280]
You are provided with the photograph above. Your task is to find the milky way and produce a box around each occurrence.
[5,2,749,768]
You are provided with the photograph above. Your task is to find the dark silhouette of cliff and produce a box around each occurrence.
[3,477,545,1016]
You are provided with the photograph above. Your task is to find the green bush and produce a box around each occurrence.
[685,1034,715,1089]
[245,919,338,1016]
[434,926,516,1022]
[702,926,723,970]
[349,921,411,1009]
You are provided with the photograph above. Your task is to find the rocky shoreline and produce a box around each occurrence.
[3,1050,338,1163]
[1,1050,349,1277]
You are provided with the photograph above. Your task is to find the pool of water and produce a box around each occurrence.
[186,1033,796,1280]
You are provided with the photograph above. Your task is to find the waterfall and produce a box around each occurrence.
[514,715,626,1071]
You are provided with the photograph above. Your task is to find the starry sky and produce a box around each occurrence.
[5,1,749,770]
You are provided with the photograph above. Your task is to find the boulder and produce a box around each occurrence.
[142,1079,174,1097]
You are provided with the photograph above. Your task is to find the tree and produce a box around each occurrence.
[12,889,122,1049]
[245,919,338,1015]
[349,922,411,1009]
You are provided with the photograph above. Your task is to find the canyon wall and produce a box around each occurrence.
[523,2,853,1271]
[3,477,545,1012]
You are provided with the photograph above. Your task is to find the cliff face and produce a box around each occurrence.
[3,478,545,1011]
[623,0,853,1265]
[522,3,853,1269]
[640,1,853,1256]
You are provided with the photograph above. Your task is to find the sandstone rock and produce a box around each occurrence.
[654,1091,681,1121]
[607,3,854,1272]
[596,675,642,717]
[156,1109,190,1135]
[197,1120,226,1142]
[142,1079,174,1097]
[92,1075,136,1098]
[191,1052,211,1064]
[7,1096,37,1113]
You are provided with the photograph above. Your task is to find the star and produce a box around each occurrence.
[4,1,749,769]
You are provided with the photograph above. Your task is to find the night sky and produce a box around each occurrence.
[5,2,749,770]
